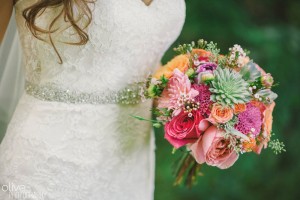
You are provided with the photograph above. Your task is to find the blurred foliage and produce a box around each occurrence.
[155,0,300,200]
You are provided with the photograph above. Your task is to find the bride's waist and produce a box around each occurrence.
[25,80,148,105]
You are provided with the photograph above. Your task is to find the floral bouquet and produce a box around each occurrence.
[133,39,285,187]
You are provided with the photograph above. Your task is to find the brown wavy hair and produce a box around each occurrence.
[20,0,95,63]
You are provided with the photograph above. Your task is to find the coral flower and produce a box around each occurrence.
[153,55,189,79]
[263,102,275,137]
[252,102,275,154]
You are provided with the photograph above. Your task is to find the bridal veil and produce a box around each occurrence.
[0,11,23,140]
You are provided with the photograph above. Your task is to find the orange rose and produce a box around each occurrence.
[153,55,189,79]
[209,103,234,124]
[234,103,247,114]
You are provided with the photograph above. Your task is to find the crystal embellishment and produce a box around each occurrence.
[25,81,147,105]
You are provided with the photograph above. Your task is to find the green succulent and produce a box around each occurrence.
[210,67,251,106]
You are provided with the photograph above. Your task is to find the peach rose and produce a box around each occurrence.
[190,126,239,169]
[234,103,247,114]
[153,55,189,79]
[209,103,234,124]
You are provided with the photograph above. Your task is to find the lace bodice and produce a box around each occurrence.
[15,0,186,93]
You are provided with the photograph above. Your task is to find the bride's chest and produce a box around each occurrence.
[87,0,186,51]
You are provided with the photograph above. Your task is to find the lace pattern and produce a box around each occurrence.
[14,0,186,93]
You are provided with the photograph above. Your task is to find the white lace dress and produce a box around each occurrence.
[0,0,186,199]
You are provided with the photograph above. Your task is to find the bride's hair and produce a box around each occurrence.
[21,0,95,63]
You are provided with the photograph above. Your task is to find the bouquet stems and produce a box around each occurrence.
[173,151,203,187]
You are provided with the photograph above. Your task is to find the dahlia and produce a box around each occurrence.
[192,84,212,116]
[235,103,262,136]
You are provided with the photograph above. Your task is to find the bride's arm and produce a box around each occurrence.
[0,0,14,44]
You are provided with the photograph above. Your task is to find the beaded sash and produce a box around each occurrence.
[25,81,147,105]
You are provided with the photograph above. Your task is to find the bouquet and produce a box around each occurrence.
[133,39,285,187]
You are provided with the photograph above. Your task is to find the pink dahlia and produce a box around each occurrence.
[158,69,199,116]
[192,84,212,116]
[235,103,262,136]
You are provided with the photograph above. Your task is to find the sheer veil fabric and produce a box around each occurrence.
[0,11,23,141]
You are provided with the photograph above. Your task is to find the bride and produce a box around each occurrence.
[0,0,186,199]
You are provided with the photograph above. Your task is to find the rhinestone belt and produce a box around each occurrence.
[25,81,147,105]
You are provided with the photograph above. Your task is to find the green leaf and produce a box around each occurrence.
[227,127,250,141]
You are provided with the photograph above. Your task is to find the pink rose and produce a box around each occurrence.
[164,110,203,148]
[190,126,239,169]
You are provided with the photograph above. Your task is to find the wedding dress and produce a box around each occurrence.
[0,0,186,199]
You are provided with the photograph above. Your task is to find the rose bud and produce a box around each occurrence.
[147,84,157,98]
[261,73,274,88]
[185,68,195,78]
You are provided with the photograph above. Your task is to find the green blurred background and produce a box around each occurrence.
[155,0,300,200]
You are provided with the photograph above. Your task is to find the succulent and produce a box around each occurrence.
[210,67,251,106]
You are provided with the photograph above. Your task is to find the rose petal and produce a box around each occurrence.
[217,151,239,169]
[190,138,206,164]
[164,132,197,149]
[201,126,218,155]
[198,119,211,132]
